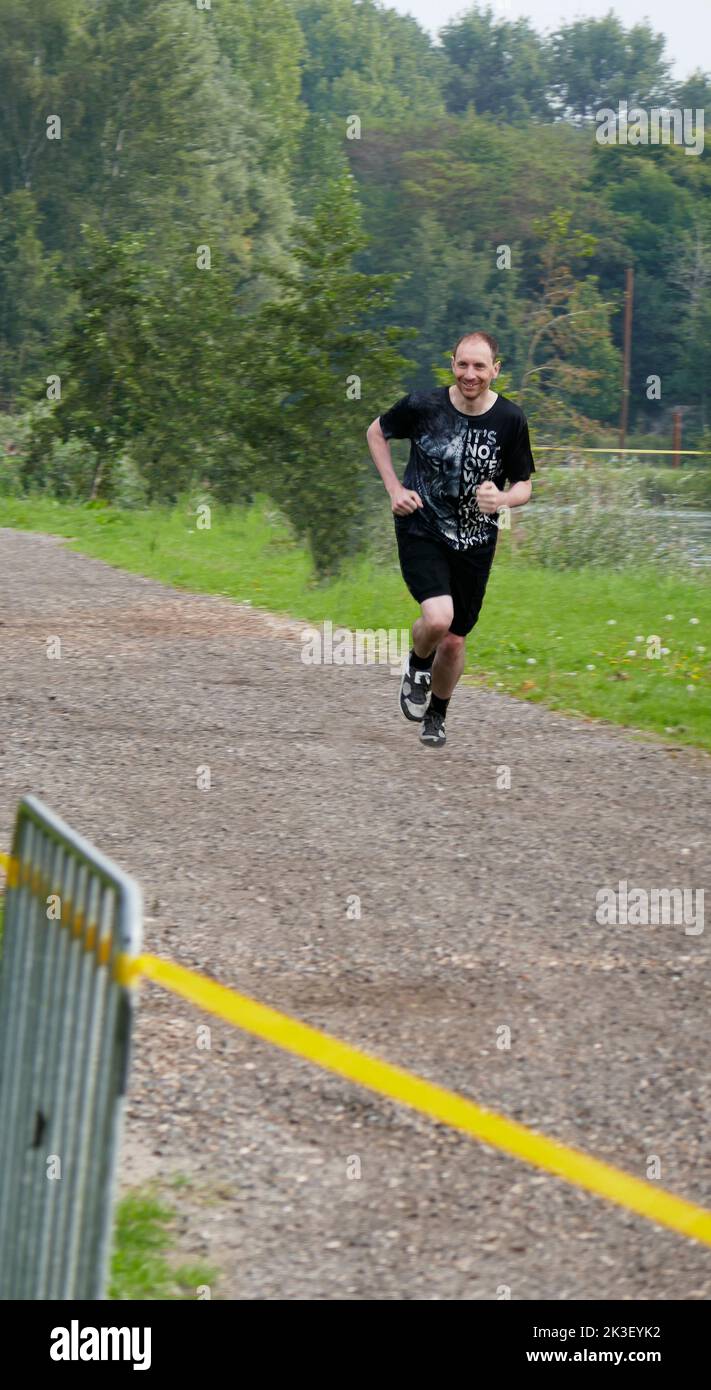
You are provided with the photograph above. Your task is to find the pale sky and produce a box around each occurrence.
[388,0,710,82]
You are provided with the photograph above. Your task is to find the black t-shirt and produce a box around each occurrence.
[379,385,535,550]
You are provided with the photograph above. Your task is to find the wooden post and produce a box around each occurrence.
[619,266,634,449]
[672,408,682,469]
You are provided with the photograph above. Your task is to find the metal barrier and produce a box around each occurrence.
[0,796,142,1299]
[1,799,710,1286]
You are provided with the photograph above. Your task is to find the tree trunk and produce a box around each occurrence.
[89,455,105,500]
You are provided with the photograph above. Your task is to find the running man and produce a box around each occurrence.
[366,331,535,747]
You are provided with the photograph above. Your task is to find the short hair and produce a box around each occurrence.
[451,331,499,363]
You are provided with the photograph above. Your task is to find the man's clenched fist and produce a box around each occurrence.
[476,480,505,514]
[390,485,423,516]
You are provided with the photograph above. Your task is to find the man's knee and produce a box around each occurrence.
[437,632,466,660]
[420,596,453,641]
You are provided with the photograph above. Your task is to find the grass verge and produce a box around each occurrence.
[1,493,709,749]
[109,1187,216,1300]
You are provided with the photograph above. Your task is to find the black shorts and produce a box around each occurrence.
[395,518,496,637]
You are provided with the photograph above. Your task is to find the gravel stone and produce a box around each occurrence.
[0,527,709,1300]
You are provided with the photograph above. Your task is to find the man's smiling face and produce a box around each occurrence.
[451,337,501,400]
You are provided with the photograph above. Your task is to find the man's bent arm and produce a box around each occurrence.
[366,418,402,499]
[501,479,532,508]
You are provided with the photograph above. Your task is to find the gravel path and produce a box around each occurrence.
[1,526,709,1301]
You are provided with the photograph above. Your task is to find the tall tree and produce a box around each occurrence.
[439,6,552,121]
[0,0,85,198]
[589,145,697,433]
[548,12,673,121]
[517,209,620,433]
[234,173,416,572]
[294,0,445,123]
[667,216,711,433]
[673,69,711,124]
[212,0,306,174]
[0,191,65,407]
[22,227,249,502]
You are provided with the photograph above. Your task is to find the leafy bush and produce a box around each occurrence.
[0,411,34,495]
[111,453,150,508]
[512,466,698,572]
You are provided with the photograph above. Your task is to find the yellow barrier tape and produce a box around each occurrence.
[133,951,711,1249]
[0,851,17,888]
[3,849,710,1247]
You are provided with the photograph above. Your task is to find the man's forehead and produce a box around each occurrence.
[453,339,493,359]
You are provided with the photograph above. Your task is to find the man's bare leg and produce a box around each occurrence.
[399,595,453,722]
[431,632,466,699]
[412,595,453,659]
[419,617,466,749]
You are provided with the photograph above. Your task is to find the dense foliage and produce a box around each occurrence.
[1,0,709,569]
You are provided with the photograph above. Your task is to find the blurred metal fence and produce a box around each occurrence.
[0,795,142,1299]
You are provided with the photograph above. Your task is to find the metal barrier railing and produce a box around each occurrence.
[1,796,710,1292]
[0,796,142,1299]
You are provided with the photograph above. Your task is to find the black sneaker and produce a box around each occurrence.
[399,655,432,721]
[420,709,446,748]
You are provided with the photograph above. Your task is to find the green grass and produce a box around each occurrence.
[109,1187,216,1300]
[2,493,710,749]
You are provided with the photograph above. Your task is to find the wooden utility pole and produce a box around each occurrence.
[672,408,682,469]
[619,266,634,449]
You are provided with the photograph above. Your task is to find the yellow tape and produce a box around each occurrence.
[4,847,710,1247]
[133,952,711,1249]
[0,851,17,888]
